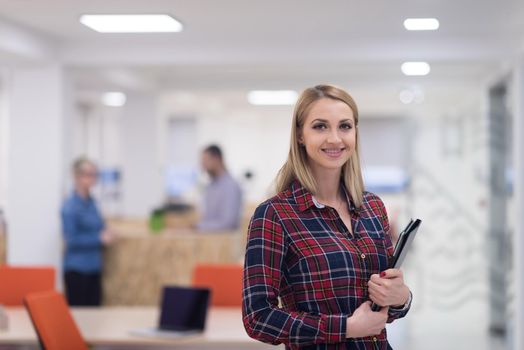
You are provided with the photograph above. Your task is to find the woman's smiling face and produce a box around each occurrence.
[299,97,356,172]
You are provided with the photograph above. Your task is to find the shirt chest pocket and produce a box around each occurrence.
[359,216,386,240]
[355,217,391,271]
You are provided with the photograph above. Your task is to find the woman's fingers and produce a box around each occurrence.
[368,269,408,306]
[369,274,382,284]
[381,269,403,279]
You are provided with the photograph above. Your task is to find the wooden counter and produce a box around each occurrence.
[103,219,246,306]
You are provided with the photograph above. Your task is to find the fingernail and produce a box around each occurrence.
[380,271,386,278]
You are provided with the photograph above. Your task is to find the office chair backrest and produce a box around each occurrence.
[192,263,243,307]
[24,290,88,350]
[0,266,55,306]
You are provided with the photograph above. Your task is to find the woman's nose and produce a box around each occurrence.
[326,130,342,143]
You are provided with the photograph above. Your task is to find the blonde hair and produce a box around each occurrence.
[275,84,365,208]
[72,157,96,176]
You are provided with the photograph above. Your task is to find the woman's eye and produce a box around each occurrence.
[312,124,327,130]
[340,123,353,130]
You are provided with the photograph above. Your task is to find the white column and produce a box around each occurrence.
[513,61,524,350]
[0,69,9,209]
[121,93,163,217]
[5,65,65,273]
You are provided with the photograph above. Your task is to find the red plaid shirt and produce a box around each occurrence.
[242,180,411,350]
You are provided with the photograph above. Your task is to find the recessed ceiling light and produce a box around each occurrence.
[403,18,439,31]
[399,89,415,104]
[80,14,183,33]
[401,62,431,76]
[247,90,298,106]
[102,92,126,107]
[399,88,425,104]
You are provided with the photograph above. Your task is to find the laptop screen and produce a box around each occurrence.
[159,286,211,331]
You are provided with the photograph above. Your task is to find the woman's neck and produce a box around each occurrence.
[310,165,342,204]
[75,186,90,199]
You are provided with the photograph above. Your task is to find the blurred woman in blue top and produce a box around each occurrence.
[61,157,116,306]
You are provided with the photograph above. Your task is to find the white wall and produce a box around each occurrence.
[158,92,292,205]
[0,69,9,209]
[120,93,164,217]
[512,60,524,350]
[5,64,65,273]
[69,91,183,218]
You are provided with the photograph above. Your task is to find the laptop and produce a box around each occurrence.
[130,285,211,338]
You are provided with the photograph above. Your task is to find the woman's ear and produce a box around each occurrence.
[297,130,304,145]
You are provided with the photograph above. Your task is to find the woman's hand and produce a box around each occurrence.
[101,229,118,246]
[346,301,388,338]
[368,269,410,308]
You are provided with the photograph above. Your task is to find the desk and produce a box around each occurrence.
[0,306,275,349]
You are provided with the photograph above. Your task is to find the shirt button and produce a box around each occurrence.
[360,253,366,259]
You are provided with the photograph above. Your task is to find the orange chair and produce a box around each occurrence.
[24,290,88,350]
[192,263,243,307]
[0,266,55,306]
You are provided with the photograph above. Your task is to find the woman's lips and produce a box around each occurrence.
[322,148,346,158]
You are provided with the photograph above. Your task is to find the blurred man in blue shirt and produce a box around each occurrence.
[197,145,243,231]
[61,157,117,306]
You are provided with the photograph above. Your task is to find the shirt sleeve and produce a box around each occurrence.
[242,203,348,349]
[61,205,102,250]
[376,197,413,323]
[197,182,242,231]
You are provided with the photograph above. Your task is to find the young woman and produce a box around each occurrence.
[242,85,412,350]
[61,158,117,306]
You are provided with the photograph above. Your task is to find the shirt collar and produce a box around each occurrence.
[73,190,92,204]
[290,179,357,213]
[210,171,229,183]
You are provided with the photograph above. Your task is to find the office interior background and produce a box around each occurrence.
[1,0,524,349]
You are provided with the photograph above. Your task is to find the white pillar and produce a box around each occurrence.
[121,93,163,217]
[5,64,65,273]
[0,69,9,209]
[513,61,524,350]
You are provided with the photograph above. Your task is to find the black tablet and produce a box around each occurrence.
[390,218,422,269]
[370,218,421,312]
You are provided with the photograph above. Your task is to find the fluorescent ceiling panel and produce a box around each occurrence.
[247,90,298,106]
[80,14,183,33]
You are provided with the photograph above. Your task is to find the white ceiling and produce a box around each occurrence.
[0,0,523,93]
